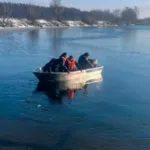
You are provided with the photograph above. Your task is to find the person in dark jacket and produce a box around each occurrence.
[43,53,69,73]
[42,58,57,72]
[58,52,69,72]
[59,52,67,65]
[78,53,93,69]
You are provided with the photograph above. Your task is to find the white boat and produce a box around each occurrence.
[33,66,103,83]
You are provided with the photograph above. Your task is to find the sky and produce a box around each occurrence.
[2,0,150,18]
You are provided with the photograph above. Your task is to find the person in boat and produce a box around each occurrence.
[42,53,69,73]
[42,58,57,72]
[58,52,70,72]
[78,53,93,69]
[65,56,82,71]
[59,52,67,65]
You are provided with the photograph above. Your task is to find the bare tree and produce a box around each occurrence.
[112,9,121,24]
[0,3,13,27]
[113,9,121,18]
[121,7,138,24]
[134,6,139,18]
[81,14,97,25]
[26,4,40,25]
[49,0,63,21]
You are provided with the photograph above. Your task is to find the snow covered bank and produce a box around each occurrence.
[0,18,118,28]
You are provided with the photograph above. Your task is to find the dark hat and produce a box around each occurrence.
[84,52,89,57]
[69,55,74,59]
[62,52,67,56]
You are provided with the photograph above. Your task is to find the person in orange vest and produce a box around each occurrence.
[66,56,82,71]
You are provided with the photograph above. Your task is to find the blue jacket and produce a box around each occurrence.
[78,55,92,69]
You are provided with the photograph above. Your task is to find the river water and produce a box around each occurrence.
[0,26,150,149]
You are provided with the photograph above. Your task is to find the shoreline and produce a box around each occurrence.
[0,19,118,29]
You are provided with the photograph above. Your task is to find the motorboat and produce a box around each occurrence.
[33,66,103,83]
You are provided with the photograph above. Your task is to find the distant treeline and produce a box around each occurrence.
[137,18,150,25]
[0,2,147,25]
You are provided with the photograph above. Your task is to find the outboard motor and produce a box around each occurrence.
[92,59,98,67]
[89,59,98,67]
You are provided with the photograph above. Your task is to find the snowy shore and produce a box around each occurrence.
[0,18,118,28]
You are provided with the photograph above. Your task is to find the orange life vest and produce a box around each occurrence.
[66,58,76,71]
[67,89,75,99]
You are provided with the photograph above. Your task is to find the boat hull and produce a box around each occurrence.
[33,66,103,83]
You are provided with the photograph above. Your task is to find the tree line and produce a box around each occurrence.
[0,1,141,26]
[137,18,150,25]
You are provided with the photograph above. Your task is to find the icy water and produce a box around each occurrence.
[0,26,150,150]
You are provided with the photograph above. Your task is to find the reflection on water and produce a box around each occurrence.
[34,78,102,103]
[49,28,65,57]
[122,28,138,52]
[27,29,39,43]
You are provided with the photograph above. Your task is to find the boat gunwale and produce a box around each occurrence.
[33,66,104,75]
